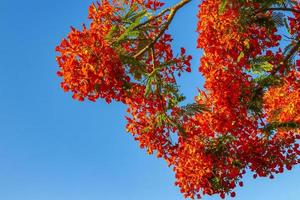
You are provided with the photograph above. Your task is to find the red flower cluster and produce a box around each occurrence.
[264,73,300,123]
[169,0,300,198]
[56,1,129,103]
[56,0,192,160]
[56,0,300,199]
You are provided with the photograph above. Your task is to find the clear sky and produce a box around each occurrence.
[0,0,299,200]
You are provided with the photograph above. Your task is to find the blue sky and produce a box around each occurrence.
[0,0,299,199]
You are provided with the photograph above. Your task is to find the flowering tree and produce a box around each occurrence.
[56,0,300,199]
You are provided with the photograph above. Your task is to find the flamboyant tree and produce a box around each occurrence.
[56,0,300,199]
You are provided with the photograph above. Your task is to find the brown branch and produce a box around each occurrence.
[283,40,300,64]
[133,0,191,59]
[263,7,300,14]
[134,8,171,30]
[270,40,300,75]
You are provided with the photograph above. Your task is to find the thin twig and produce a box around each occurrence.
[262,7,300,14]
[134,8,171,30]
[270,40,300,75]
[133,0,191,59]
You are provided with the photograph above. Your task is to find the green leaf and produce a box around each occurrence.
[106,25,119,40]
[263,121,300,132]
[117,10,147,41]
[237,51,245,62]
[272,12,285,27]
[284,17,291,34]
[254,75,282,87]
[144,75,156,97]
[179,103,209,117]
[284,43,294,55]
[251,61,273,74]
[260,61,273,70]
[119,54,146,70]
[123,5,137,20]
[219,0,227,14]
[156,114,165,126]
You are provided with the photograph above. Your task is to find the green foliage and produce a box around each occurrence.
[119,54,146,80]
[205,134,235,157]
[237,51,245,62]
[219,0,227,14]
[254,75,282,87]
[252,61,273,74]
[284,43,297,63]
[283,17,291,34]
[179,103,209,117]
[144,73,159,97]
[263,121,300,132]
[117,10,147,42]
[249,56,273,75]
[111,11,148,45]
[272,12,285,27]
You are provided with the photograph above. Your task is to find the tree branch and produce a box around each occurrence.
[249,40,300,111]
[263,7,300,14]
[270,40,300,75]
[133,0,191,59]
[134,8,171,30]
